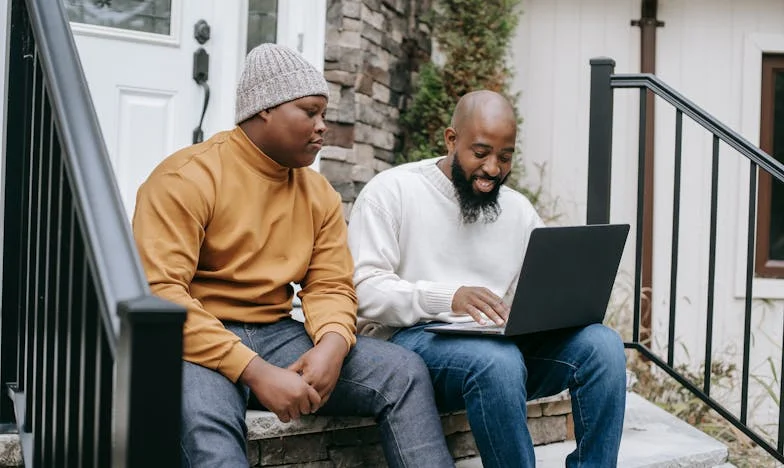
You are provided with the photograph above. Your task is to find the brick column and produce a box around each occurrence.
[322,0,431,217]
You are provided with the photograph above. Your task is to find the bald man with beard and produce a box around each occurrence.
[347,90,627,467]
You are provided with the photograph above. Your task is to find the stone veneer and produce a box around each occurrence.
[320,0,432,217]
[0,394,573,467]
[245,393,573,467]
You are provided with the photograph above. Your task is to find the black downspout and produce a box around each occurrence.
[632,0,663,346]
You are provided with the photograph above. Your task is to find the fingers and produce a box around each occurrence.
[287,358,304,375]
[307,385,322,412]
[276,385,321,423]
[476,301,504,325]
[468,298,503,325]
[465,304,486,324]
[293,376,321,417]
[478,288,508,324]
[297,395,313,416]
[458,288,508,325]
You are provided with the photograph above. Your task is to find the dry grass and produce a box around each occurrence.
[627,351,781,467]
[603,278,784,466]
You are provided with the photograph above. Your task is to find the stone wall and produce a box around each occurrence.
[321,0,432,216]
[245,395,574,467]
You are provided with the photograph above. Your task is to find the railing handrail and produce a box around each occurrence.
[611,72,784,183]
[589,58,784,463]
[25,0,150,349]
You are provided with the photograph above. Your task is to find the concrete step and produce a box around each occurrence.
[541,392,728,467]
[0,393,736,467]
[458,392,730,467]
[457,458,735,468]
[0,434,20,468]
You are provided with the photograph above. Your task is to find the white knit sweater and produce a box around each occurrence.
[347,157,544,335]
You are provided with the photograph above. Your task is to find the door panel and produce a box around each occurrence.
[68,0,231,217]
[115,87,175,213]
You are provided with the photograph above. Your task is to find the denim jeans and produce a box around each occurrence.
[391,323,626,468]
[180,319,455,468]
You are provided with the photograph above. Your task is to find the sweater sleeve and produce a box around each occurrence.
[348,185,460,327]
[133,171,257,383]
[299,190,358,350]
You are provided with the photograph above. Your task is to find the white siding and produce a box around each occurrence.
[512,0,640,228]
[511,0,784,429]
[653,0,784,428]
[510,0,641,330]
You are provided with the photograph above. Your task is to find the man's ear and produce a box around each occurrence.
[444,127,457,152]
[257,109,272,123]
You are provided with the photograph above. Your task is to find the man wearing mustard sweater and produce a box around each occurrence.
[133,44,454,468]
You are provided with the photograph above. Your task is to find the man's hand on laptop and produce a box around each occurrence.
[452,286,509,326]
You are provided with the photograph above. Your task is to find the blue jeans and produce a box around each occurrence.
[391,323,626,468]
[180,319,455,468]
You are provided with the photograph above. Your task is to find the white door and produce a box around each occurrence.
[66,0,326,217]
[67,0,243,217]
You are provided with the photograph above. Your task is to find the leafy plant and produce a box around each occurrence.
[400,0,522,164]
[400,62,453,163]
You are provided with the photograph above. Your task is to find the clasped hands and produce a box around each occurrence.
[239,332,348,423]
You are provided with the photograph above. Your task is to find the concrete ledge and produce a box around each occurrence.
[247,412,375,440]
[534,393,729,468]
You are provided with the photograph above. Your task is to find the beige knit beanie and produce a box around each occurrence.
[235,43,329,124]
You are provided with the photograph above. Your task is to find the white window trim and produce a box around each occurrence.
[733,33,784,299]
[276,0,326,74]
[276,0,326,172]
[69,0,183,47]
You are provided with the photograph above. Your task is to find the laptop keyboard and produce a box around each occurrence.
[455,322,505,332]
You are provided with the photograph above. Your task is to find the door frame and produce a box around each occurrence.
[199,0,328,143]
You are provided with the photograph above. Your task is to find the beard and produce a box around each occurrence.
[450,155,506,224]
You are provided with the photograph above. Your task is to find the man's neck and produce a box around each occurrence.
[437,157,452,180]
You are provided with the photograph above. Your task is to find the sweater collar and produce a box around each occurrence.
[424,157,459,202]
[231,127,291,181]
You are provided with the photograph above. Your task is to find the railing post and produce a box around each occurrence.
[587,57,616,224]
[0,0,33,426]
[113,296,185,468]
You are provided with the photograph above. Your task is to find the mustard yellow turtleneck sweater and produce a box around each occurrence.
[132,127,357,382]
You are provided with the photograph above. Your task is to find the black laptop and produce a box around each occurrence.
[426,223,630,337]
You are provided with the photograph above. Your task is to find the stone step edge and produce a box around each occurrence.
[247,391,571,440]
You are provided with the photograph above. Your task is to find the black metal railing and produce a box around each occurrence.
[587,57,784,462]
[2,0,186,466]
